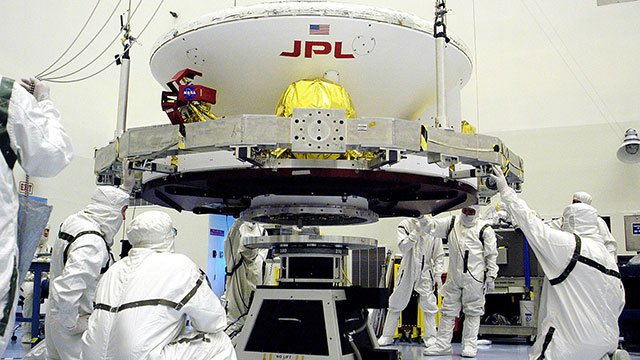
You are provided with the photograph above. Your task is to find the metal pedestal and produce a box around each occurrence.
[479,277,543,340]
[235,287,395,360]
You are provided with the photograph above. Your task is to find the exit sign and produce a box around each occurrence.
[19,181,33,195]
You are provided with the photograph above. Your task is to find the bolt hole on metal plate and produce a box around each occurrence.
[291,109,347,153]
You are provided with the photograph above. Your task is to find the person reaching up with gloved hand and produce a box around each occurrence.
[488,165,627,360]
[0,75,72,354]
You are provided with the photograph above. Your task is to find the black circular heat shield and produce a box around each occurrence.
[141,167,477,220]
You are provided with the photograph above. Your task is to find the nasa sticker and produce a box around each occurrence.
[182,85,197,100]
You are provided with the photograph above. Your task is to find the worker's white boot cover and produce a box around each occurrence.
[423,312,437,347]
[377,336,395,347]
[424,315,454,356]
[461,315,480,358]
[611,349,632,360]
[23,341,47,360]
[378,310,401,346]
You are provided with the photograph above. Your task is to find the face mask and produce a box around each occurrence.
[461,206,479,227]
[461,214,477,227]
[461,207,477,216]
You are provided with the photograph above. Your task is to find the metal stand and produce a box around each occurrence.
[15,261,49,346]
[234,235,397,360]
[479,276,543,340]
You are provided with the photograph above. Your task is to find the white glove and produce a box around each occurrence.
[418,215,431,228]
[66,315,89,335]
[435,275,443,289]
[484,277,495,294]
[120,160,136,194]
[20,77,50,101]
[488,165,509,192]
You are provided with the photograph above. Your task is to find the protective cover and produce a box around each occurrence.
[17,195,52,285]
[276,78,356,118]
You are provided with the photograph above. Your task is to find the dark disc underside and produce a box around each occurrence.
[141,167,477,218]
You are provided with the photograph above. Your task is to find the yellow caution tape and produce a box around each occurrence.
[420,125,428,151]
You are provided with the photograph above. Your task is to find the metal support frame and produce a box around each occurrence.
[129,159,176,175]
[15,261,49,346]
[434,0,449,129]
[234,145,262,167]
[279,253,344,284]
[94,112,524,189]
[115,1,133,138]
[370,148,403,169]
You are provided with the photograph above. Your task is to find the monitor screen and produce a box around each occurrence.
[601,216,611,231]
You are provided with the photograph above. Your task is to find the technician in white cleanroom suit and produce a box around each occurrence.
[81,211,236,360]
[378,217,444,347]
[222,220,267,338]
[546,191,618,259]
[46,186,130,360]
[0,76,73,354]
[423,205,499,358]
[488,165,626,360]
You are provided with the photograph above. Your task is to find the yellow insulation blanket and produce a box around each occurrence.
[276,78,356,118]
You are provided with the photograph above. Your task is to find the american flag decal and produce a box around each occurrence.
[309,24,330,35]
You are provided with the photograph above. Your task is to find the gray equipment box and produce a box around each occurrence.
[624,215,640,252]
[494,227,543,277]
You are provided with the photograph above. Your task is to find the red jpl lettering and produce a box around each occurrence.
[280,40,302,57]
[304,41,332,58]
[280,40,355,59]
[334,42,355,59]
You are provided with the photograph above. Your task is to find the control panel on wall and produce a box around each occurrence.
[624,215,640,252]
